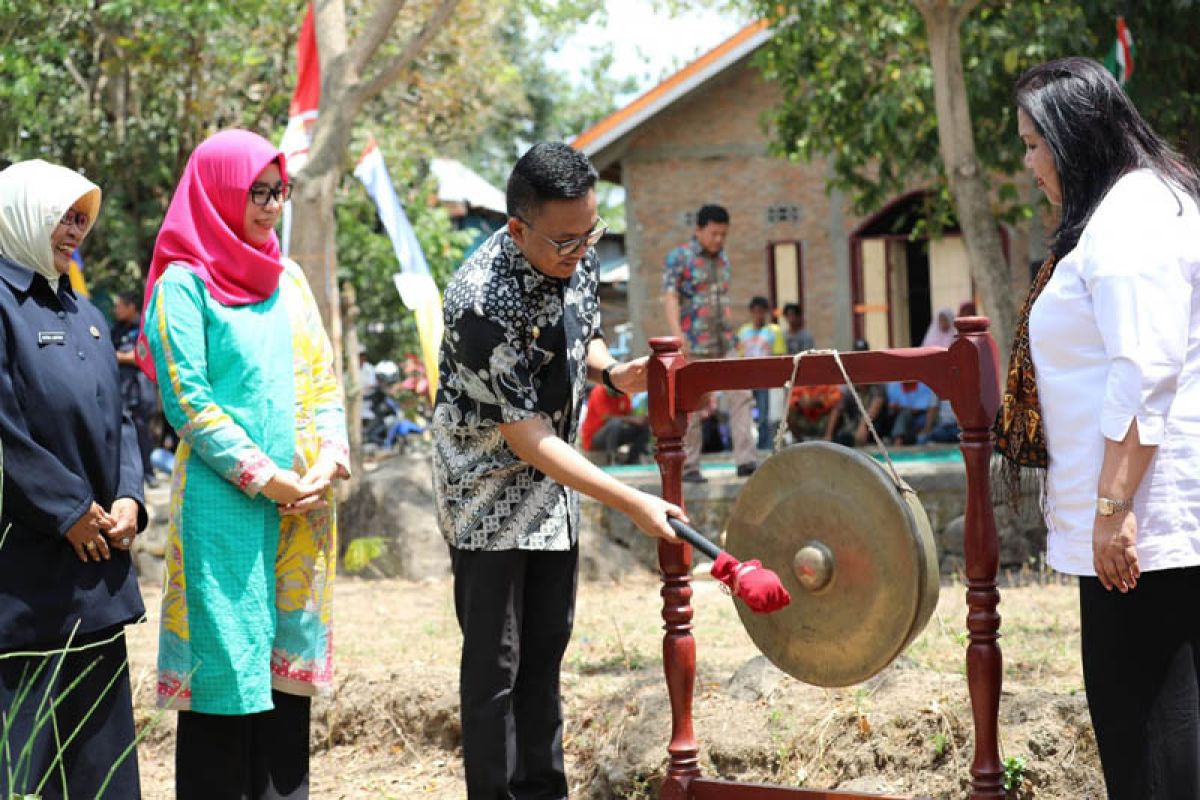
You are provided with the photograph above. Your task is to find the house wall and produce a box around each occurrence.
[613,56,1038,357]
[619,58,857,355]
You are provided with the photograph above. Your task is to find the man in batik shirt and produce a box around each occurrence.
[662,204,758,481]
[432,142,684,799]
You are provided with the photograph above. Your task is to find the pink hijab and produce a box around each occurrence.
[137,130,287,379]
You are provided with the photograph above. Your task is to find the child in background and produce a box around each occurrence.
[736,296,787,449]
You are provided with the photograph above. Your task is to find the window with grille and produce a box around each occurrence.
[766,204,800,224]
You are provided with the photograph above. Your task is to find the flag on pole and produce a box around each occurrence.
[280,3,442,400]
[353,137,443,402]
[1103,16,1135,86]
[279,3,319,254]
[68,251,89,298]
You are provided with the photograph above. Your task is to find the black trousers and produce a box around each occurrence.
[589,419,650,464]
[175,690,310,800]
[132,407,155,479]
[1080,566,1200,799]
[0,627,140,800]
[451,545,579,800]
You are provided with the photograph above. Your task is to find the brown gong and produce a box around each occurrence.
[723,442,939,687]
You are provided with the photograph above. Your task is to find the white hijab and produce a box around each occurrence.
[0,159,101,283]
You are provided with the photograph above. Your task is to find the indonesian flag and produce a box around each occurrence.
[279,3,319,254]
[1104,16,1135,86]
[353,137,443,402]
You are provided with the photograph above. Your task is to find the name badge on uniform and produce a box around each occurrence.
[37,331,66,346]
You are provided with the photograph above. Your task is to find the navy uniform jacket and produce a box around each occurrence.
[0,256,146,650]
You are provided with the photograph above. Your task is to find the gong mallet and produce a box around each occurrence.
[667,518,792,614]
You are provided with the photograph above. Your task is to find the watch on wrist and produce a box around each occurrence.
[1096,496,1133,517]
[601,363,625,395]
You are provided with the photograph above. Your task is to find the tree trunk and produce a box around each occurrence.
[918,0,1016,360]
[289,167,345,384]
[289,0,358,370]
[287,0,458,471]
[340,280,364,494]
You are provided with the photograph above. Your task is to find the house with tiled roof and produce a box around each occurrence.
[574,21,1039,354]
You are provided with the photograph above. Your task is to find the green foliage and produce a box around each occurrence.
[1082,1,1200,164]
[751,0,1092,225]
[1,0,637,338]
[458,3,639,186]
[0,0,297,298]
[750,1,1200,231]
[343,535,387,573]
[1002,754,1028,793]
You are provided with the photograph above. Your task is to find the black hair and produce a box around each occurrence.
[506,142,598,221]
[1016,57,1200,259]
[748,295,770,310]
[696,204,730,228]
[782,303,801,317]
[116,289,142,311]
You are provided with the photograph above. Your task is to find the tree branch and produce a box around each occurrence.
[954,0,983,24]
[348,0,407,76]
[352,0,461,108]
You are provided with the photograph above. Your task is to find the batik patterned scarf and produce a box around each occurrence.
[994,255,1057,501]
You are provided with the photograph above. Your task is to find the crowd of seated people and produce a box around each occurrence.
[784,338,961,447]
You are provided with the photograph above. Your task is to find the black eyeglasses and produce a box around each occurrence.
[249,182,292,207]
[518,217,608,257]
[59,209,90,230]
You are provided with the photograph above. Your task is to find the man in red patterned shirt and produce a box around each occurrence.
[661,204,757,481]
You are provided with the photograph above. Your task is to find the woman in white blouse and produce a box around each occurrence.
[998,57,1200,798]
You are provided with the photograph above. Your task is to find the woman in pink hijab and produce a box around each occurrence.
[140,130,349,799]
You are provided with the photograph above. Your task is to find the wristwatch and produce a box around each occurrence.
[1096,496,1134,516]
[602,363,625,395]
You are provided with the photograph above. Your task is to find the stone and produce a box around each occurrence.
[726,654,786,702]
[338,453,449,580]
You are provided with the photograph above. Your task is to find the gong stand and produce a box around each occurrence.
[647,317,1003,800]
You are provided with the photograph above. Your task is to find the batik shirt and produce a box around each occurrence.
[663,237,735,357]
[433,229,601,551]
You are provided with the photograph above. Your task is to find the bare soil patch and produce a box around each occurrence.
[126,571,1103,798]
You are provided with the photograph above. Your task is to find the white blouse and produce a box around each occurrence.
[1029,169,1200,576]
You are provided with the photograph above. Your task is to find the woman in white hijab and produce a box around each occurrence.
[0,160,146,799]
[921,307,957,349]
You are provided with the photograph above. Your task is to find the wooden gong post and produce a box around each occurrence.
[648,336,701,797]
[951,317,1005,798]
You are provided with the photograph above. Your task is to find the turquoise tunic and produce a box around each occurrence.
[145,261,347,715]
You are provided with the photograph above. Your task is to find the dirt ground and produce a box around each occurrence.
[125,567,1105,799]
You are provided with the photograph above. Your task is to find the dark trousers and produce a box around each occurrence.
[133,408,154,478]
[889,408,928,444]
[451,545,579,800]
[589,419,649,464]
[175,690,310,800]
[1080,566,1200,799]
[753,387,771,449]
[0,627,140,800]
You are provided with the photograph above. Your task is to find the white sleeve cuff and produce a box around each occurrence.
[1100,410,1165,446]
